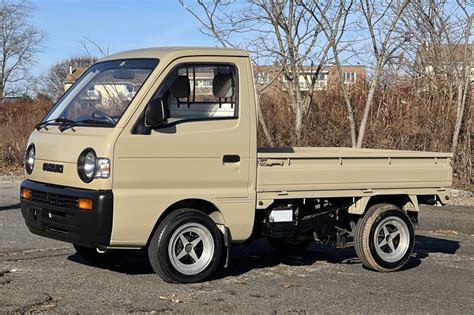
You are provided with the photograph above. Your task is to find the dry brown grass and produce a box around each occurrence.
[1,82,471,188]
[0,99,52,173]
[258,79,471,188]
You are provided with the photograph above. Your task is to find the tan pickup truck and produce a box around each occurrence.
[20,47,452,283]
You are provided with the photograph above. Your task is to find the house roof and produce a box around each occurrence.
[65,68,86,83]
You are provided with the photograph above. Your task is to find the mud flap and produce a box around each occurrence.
[407,211,419,229]
[224,226,232,268]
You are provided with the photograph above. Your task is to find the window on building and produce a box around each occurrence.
[317,73,328,81]
[343,72,357,83]
[314,72,328,89]
[297,72,328,90]
[256,71,270,85]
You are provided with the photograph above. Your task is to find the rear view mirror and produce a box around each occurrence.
[145,98,168,127]
[113,69,135,80]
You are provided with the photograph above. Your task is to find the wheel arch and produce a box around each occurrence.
[145,198,225,247]
[348,194,419,215]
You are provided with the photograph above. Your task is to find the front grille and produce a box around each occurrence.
[29,190,78,209]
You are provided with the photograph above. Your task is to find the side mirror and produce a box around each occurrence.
[145,98,167,127]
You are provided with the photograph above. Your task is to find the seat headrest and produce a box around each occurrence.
[170,75,190,98]
[213,74,234,98]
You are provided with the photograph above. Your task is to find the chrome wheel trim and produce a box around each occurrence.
[168,222,215,276]
[374,216,410,263]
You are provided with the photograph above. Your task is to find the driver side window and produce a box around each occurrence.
[151,64,238,121]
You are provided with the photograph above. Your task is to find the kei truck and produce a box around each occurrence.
[20,47,452,283]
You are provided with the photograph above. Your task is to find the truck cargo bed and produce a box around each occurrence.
[257,147,452,194]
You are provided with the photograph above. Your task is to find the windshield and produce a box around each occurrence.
[43,58,159,127]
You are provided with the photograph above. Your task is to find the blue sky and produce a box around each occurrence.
[30,0,216,76]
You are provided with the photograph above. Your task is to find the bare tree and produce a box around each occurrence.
[302,0,357,146]
[80,37,110,58]
[382,0,474,185]
[178,0,331,144]
[178,0,234,47]
[355,0,410,148]
[450,4,472,155]
[302,0,410,148]
[0,0,44,98]
[43,55,97,101]
[397,0,473,154]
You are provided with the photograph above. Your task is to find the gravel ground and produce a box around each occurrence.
[448,188,474,207]
[1,177,473,313]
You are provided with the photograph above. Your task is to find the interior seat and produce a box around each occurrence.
[213,73,234,100]
[169,75,190,99]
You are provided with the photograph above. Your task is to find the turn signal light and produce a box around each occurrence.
[21,188,32,199]
[78,198,93,211]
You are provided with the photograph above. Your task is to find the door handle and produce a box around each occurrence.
[223,155,240,163]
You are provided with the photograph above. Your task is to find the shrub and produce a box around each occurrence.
[0,99,52,173]
[258,79,471,188]
[0,81,470,188]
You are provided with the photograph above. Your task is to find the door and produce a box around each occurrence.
[111,56,256,245]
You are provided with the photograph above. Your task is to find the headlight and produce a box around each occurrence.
[77,149,96,182]
[77,148,110,182]
[24,144,35,175]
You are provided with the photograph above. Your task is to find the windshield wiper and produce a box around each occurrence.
[58,119,115,132]
[35,118,75,130]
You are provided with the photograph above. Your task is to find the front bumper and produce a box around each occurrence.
[20,179,113,248]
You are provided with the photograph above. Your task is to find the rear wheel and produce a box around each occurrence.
[267,238,313,253]
[354,203,414,272]
[148,208,224,283]
[73,244,125,266]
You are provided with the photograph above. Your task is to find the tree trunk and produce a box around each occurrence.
[0,81,4,100]
[356,65,382,148]
[256,96,274,146]
[451,14,473,155]
[451,82,468,155]
[295,103,303,144]
[335,66,357,147]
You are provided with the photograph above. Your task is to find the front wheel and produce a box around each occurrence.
[148,208,224,283]
[354,203,415,272]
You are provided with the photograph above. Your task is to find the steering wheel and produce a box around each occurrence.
[91,111,116,125]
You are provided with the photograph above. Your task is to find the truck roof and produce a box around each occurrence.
[101,46,250,62]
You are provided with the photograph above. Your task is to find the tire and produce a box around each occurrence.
[354,203,415,272]
[267,238,313,253]
[73,244,125,266]
[148,208,224,283]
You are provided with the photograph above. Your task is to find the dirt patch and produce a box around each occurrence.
[448,189,474,207]
[0,175,23,184]
[432,229,473,237]
[15,293,57,313]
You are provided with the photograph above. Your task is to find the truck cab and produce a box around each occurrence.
[20,47,452,283]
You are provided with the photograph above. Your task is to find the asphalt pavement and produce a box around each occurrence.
[1,178,473,313]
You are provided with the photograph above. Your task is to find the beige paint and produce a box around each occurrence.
[257,147,451,194]
[111,54,257,245]
[25,47,452,248]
